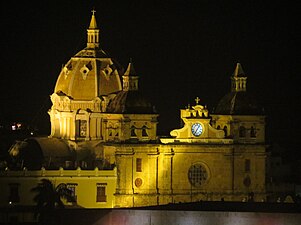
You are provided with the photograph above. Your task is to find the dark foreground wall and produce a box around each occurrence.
[1,202,301,225]
[52,202,301,225]
[57,209,301,225]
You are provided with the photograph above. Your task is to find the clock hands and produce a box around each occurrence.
[192,123,203,136]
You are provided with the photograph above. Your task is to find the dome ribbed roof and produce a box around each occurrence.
[53,12,122,100]
[106,91,156,114]
[214,91,263,115]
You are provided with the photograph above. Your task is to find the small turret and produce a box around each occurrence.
[231,63,247,92]
[122,59,139,91]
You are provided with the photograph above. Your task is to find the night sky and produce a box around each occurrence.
[0,1,300,148]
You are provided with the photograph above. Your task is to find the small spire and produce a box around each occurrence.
[231,62,247,92]
[124,59,137,76]
[123,59,139,91]
[89,9,98,29]
[233,63,245,77]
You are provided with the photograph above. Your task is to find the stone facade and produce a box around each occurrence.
[112,99,266,207]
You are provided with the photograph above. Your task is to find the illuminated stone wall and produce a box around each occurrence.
[112,101,266,207]
[0,168,117,208]
[211,114,266,143]
[113,143,266,207]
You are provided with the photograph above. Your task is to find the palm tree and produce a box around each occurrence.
[31,179,75,224]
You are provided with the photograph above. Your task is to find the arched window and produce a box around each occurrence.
[245,159,251,172]
[131,126,137,137]
[76,120,87,137]
[250,126,256,137]
[223,126,228,137]
[239,126,246,137]
[217,125,221,130]
[142,126,148,137]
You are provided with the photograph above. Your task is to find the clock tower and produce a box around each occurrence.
[168,97,225,141]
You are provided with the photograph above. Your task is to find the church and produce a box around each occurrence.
[0,11,267,208]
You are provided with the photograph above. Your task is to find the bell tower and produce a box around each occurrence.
[166,97,225,141]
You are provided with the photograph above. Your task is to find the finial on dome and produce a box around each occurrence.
[89,9,98,29]
[87,9,99,48]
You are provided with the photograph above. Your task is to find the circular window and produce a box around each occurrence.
[188,163,208,187]
[135,178,143,187]
[243,176,251,187]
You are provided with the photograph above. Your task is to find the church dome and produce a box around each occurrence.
[214,63,264,115]
[214,91,263,115]
[54,11,122,100]
[106,60,156,114]
[107,90,156,114]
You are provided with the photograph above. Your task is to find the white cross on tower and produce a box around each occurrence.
[92,9,96,15]
[195,97,200,105]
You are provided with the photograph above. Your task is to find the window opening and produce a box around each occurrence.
[136,158,142,172]
[245,159,251,172]
[76,120,87,137]
[250,126,256,137]
[131,126,137,137]
[239,126,246,137]
[67,183,77,202]
[8,183,20,203]
[96,183,107,202]
[223,126,228,137]
[142,126,148,137]
[188,164,208,187]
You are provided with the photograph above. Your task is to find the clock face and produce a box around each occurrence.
[191,123,203,137]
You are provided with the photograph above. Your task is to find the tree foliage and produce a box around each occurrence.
[31,179,75,222]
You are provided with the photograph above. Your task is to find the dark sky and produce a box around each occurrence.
[0,1,300,146]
